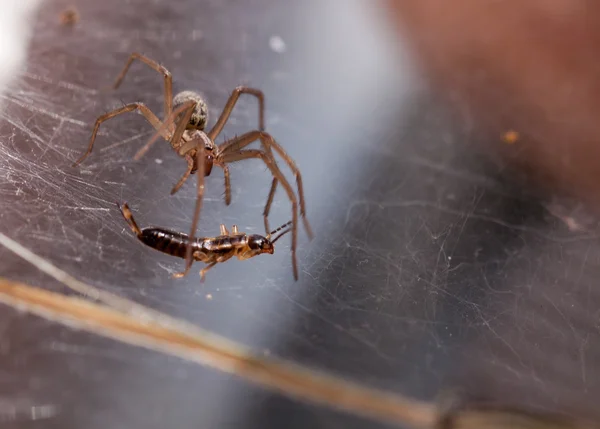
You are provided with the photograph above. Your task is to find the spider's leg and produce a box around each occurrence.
[73,103,168,167]
[220,137,299,281]
[172,251,201,279]
[184,136,206,275]
[263,178,278,235]
[112,52,173,119]
[170,155,195,195]
[211,161,232,206]
[222,164,232,206]
[218,133,277,232]
[257,132,313,240]
[218,131,312,240]
[208,86,265,141]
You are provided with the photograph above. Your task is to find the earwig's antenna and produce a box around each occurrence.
[267,220,293,239]
[271,223,293,244]
[272,229,292,244]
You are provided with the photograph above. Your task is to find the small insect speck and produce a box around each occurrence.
[502,130,519,144]
[269,36,287,54]
[59,7,79,26]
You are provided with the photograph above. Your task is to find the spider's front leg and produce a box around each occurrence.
[218,131,313,240]
[219,135,300,280]
[136,101,208,278]
[182,136,207,276]
[72,103,169,167]
[207,86,266,207]
[259,133,313,240]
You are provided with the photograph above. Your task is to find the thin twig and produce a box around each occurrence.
[0,232,435,428]
[0,233,595,429]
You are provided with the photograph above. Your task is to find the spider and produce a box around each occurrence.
[72,53,313,280]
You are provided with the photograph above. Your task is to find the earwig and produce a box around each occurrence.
[118,202,292,282]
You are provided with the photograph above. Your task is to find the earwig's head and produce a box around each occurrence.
[247,234,274,255]
[173,90,208,130]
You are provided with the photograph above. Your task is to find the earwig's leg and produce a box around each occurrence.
[170,155,195,195]
[112,52,173,119]
[208,86,265,141]
[73,103,168,167]
[172,252,200,279]
[135,100,196,161]
[199,262,217,283]
[117,202,143,238]
[221,139,299,281]
[184,137,206,275]
[231,225,239,234]
[220,224,229,235]
[173,268,191,279]
[263,178,278,235]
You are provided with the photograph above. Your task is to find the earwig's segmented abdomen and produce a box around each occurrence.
[139,228,199,259]
[135,227,252,261]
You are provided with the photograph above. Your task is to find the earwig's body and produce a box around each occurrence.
[133,226,273,263]
[118,202,288,282]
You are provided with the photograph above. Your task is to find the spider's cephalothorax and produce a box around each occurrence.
[177,129,216,176]
[73,52,313,281]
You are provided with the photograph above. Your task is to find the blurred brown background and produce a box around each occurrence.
[387,0,600,210]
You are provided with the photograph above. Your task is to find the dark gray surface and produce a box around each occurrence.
[0,0,599,427]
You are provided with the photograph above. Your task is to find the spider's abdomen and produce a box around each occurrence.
[173,91,208,130]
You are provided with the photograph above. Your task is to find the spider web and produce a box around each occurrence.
[0,0,599,427]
